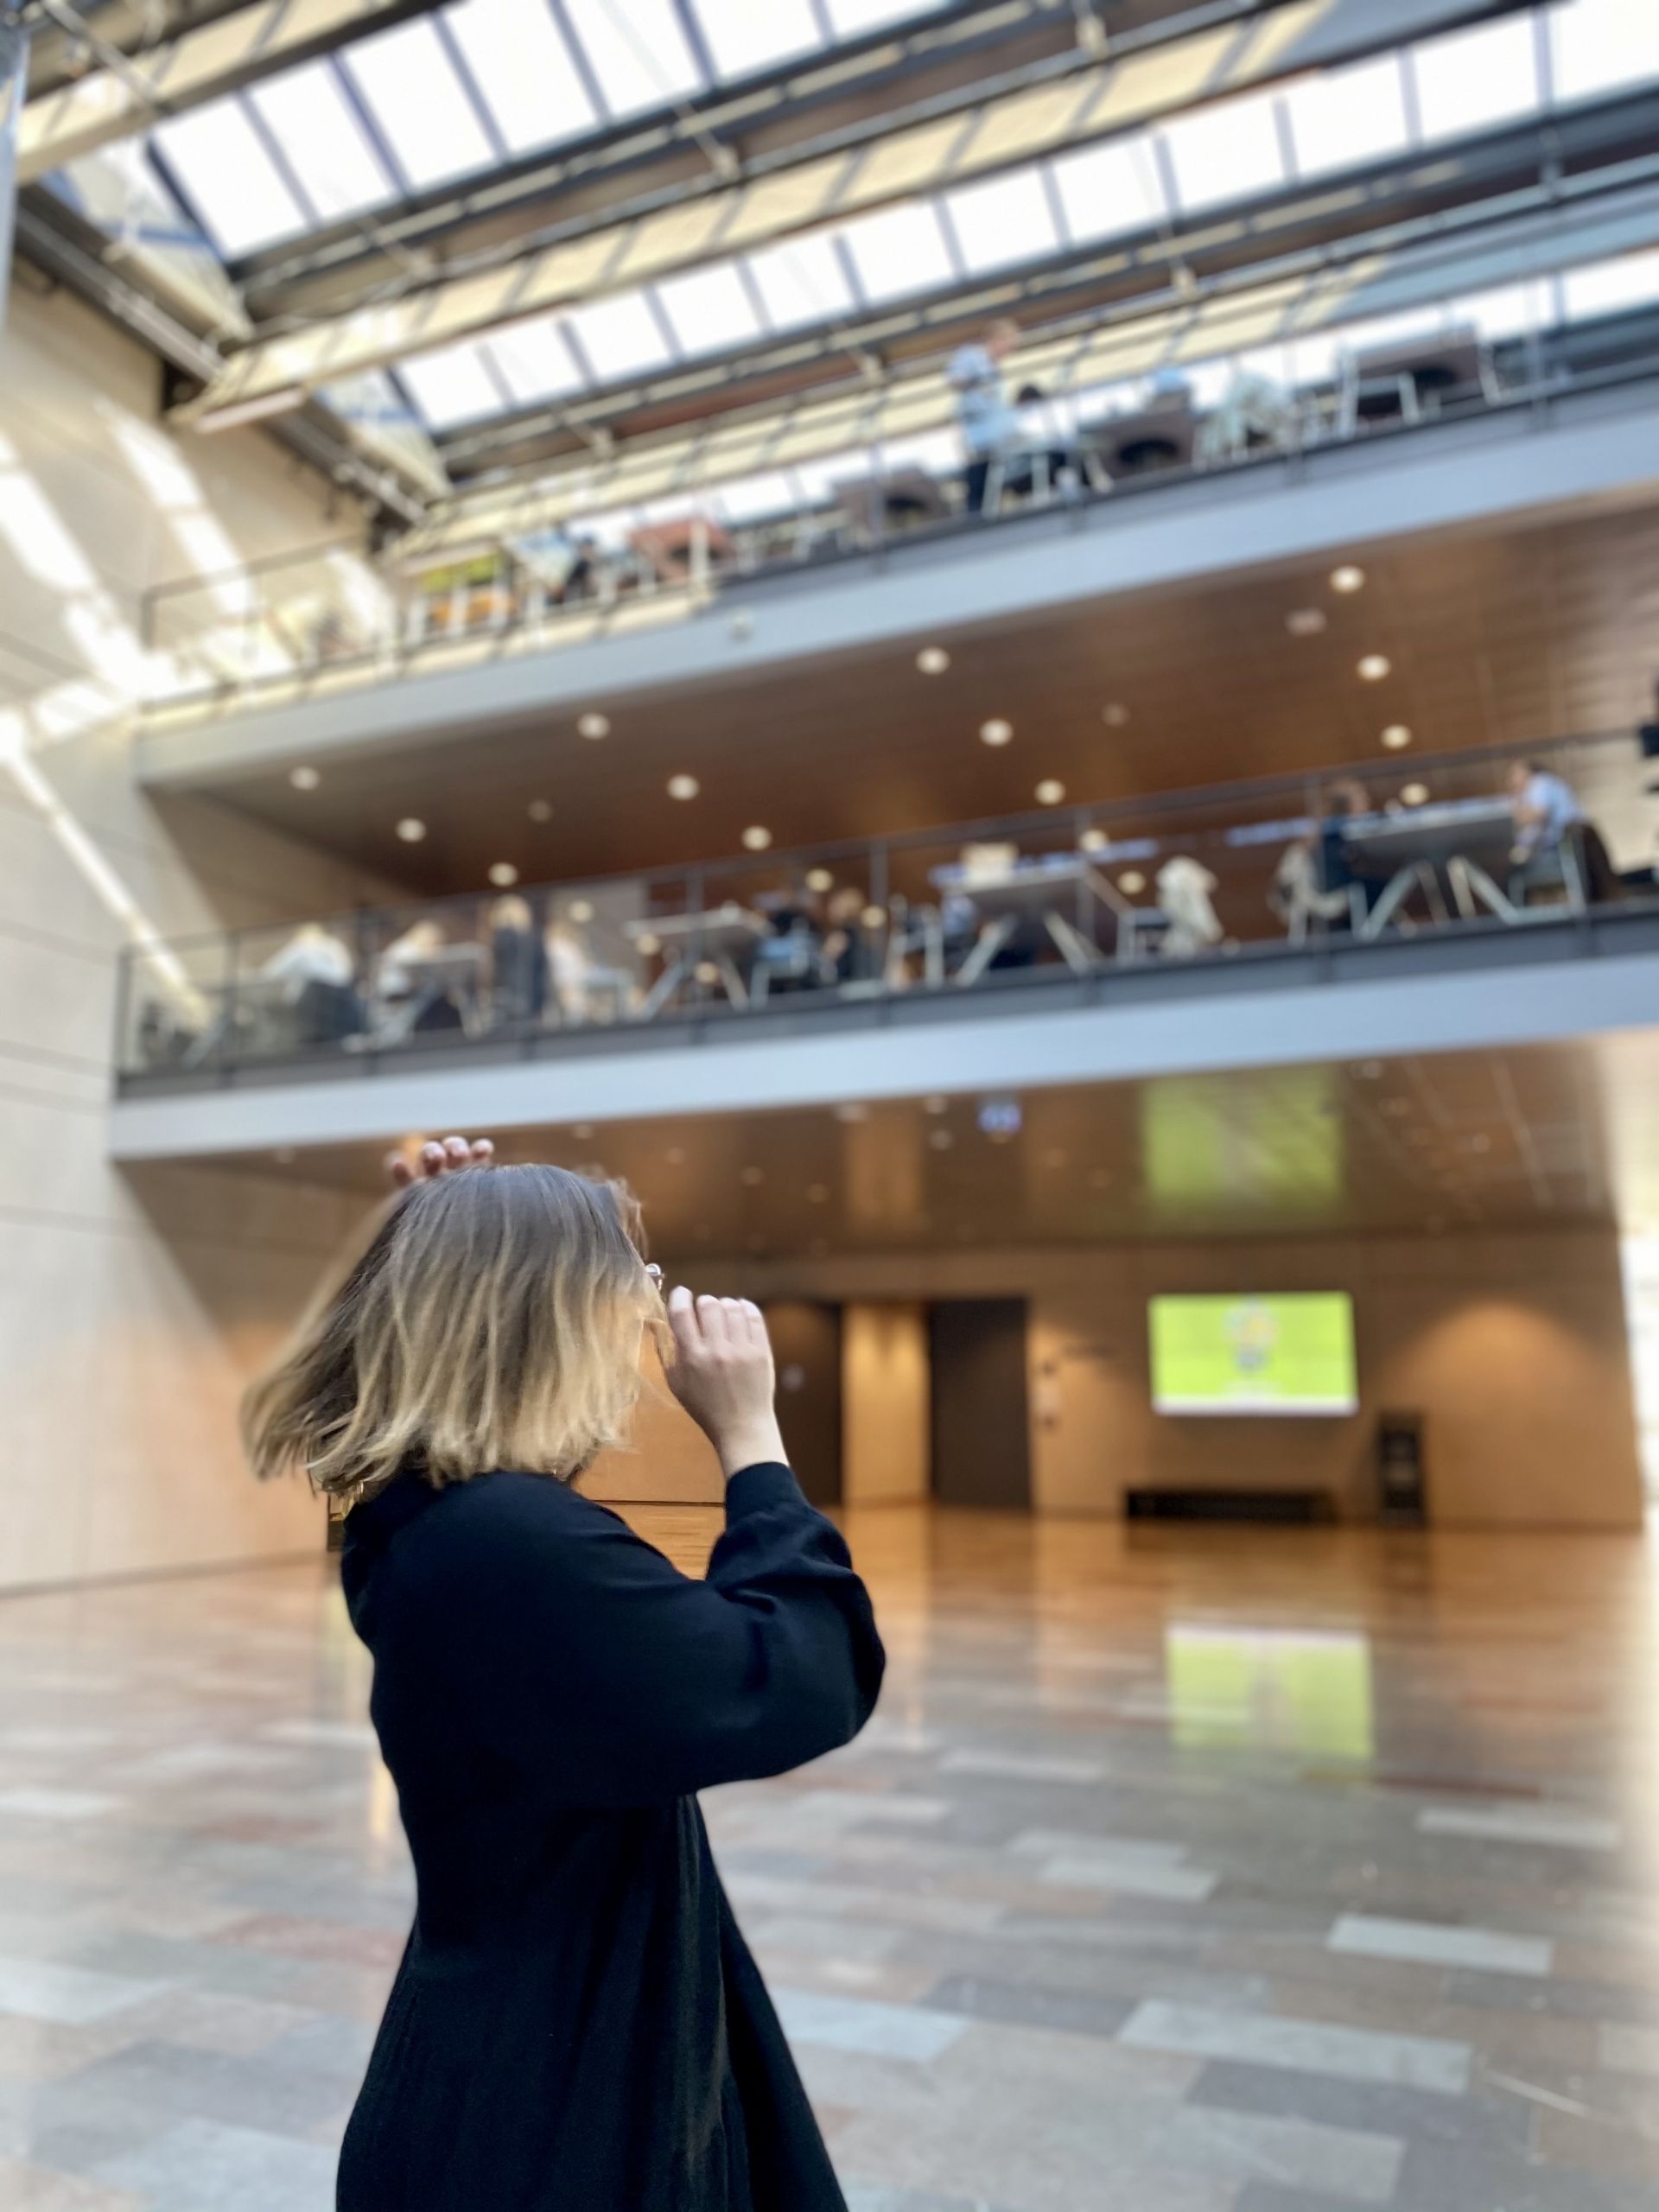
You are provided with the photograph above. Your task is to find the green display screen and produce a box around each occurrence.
[1149,1293,1357,1416]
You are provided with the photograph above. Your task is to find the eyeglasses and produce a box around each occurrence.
[645,1262,664,1295]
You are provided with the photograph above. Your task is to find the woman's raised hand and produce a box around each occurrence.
[386,1135,495,1187]
[664,1288,788,1480]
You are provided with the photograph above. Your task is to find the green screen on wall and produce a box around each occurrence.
[1148,1293,1358,1416]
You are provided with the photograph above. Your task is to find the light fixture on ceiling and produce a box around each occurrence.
[978,1096,1021,1139]
[568,899,594,923]
[1079,828,1109,853]
[1355,1060,1384,1079]
[273,1147,296,1165]
[695,959,721,984]
[1382,724,1413,751]
[860,903,887,929]
[924,1094,949,1114]
[635,931,661,956]
[1401,780,1429,807]
[572,1122,594,1139]
[836,1102,869,1123]
[667,773,700,800]
[665,1146,686,1165]
[487,861,519,887]
[1357,653,1392,682]
[805,867,834,893]
[396,817,426,842]
[289,766,320,791]
[1287,607,1326,637]
[741,824,772,851]
[929,1128,954,1150]
[1035,779,1066,805]
[917,645,950,675]
[1043,1147,1068,1167]
[1331,564,1366,594]
[980,717,1014,747]
[577,712,611,740]
[528,798,553,822]
[740,1166,765,1186]
[1118,869,1147,896]
[1102,702,1129,727]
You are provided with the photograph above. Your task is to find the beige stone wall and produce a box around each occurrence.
[1,281,396,1590]
[842,1303,931,1505]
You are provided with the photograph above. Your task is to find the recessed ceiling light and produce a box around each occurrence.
[1079,828,1109,853]
[396,817,426,842]
[1356,1060,1384,1080]
[860,903,887,929]
[1401,781,1429,806]
[1102,702,1129,728]
[806,1183,830,1203]
[1118,869,1147,895]
[917,645,950,675]
[741,824,772,850]
[1382,724,1413,751]
[577,712,611,740]
[805,867,834,893]
[572,1122,594,1139]
[487,861,519,887]
[980,718,1014,747]
[1089,1166,1111,1187]
[528,798,553,823]
[694,959,721,984]
[1042,1147,1068,1167]
[568,899,594,923]
[1332,564,1366,593]
[1035,779,1066,805]
[924,1094,949,1114]
[740,1166,765,1186]
[635,931,661,956]
[1357,653,1391,682]
[1287,607,1327,637]
[667,774,700,800]
[929,1128,954,1150]
[836,1102,869,1123]
[289,766,320,791]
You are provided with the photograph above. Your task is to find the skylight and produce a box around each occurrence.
[567,291,672,379]
[343,18,498,188]
[1561,248,1659,320]
[1047,137,1166,242]
[693,0,823,79]
[248,64,391,226]
[823,0,947,27]
[562,0,701,117]
[839,199,955,302]
[396,342,506,426]
[488,317,585,404]
[1409,15,1539,141]
[655,263,762,355]
[944,168,1058,273]
[1281,54,1409,178]
[445,0,597,155]
[1550,0,1659,101]
[745,232,855,328]
[1160,88,1287,213]
[151,102,307,256]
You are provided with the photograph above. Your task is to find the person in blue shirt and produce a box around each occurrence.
[948,319,1021,513]
[1507,759,1619,907]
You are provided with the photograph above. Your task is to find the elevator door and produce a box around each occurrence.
[930,1299,1032,1510]
[764,1301,842,1507]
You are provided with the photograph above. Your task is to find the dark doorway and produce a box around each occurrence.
[929,1299,1032,1510]
[764,1301,842,1507]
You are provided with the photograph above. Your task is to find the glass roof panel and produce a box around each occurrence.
[692,0,823,79]
[839,198,955,302]
[562,0,702,116]
[445,0,597,154]
[1410,15,1540,140]
[823,0,948,27]
[1160,88,1287,213]
[152,100,309,254]
[709,470,799,522]
[487,315,586,403]
[745,231,855,327]
[566,290,672,379]
[1549,0,1659,101]
[1562,248,1659,320]
[248,63,393,225]
[655,263,762,354]
[343,18,498,188]
[1048,136,1166,241]
[397,340,506,425]
[944,168,1058,273]
[1281,54,1409,178]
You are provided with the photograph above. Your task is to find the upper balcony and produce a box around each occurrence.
[111,728,1659,1161]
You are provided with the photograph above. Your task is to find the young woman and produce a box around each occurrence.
[243,1136,884,2212]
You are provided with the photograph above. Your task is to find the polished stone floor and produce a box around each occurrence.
[3,1507,1659,2210]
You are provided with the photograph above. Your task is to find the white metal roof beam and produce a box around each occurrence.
[16,0,412,182]
[178,0,1529,425]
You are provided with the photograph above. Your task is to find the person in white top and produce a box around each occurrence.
[948,320,1021,513]
[260,923,354,997]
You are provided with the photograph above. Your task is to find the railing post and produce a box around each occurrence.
[690,517,709,593]
[219,927,244,1080]
[688,866,705,1007]
[113,941,133,1079]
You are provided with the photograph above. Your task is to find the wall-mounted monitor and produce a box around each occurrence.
[1149,1293,1358,1416]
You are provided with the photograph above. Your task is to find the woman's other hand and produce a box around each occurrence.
[665,1289,787,1480]
[386,1135,495,1188]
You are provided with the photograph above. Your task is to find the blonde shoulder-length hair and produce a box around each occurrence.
[242,1164,670,1504]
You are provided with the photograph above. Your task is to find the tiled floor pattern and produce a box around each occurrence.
[1,1510,1658,2209]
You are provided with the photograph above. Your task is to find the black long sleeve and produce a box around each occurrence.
[362,1463,883,1808]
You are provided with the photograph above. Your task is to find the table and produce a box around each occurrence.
[930,855,1156,979]
[1342,800,1519,938]
[373,944,487,1042]
[1083,404,1199,479]
[1343,327,1496,432]
[832,468,953,540]
[627,907,770,1015]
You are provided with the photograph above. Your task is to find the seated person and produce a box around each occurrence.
[751,888,824,995]
[823,887,880,987]
[1156,855,1224,957]
[1315,779,1376,919]
[377,918,466,1034]
[489,895,547,1026]
[1507,759,1620,907]
[260,922,362,1045]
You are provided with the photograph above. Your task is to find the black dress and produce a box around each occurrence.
[337,1462,884,2212]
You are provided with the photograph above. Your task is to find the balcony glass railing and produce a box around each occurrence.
[116,730,1659,1088]
[137,296,1659,720]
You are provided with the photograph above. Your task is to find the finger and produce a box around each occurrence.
[469,1138,495,1166]
[418,1141,446,1179]
[739,1298,766,1345]
[442,1135,471,1168]
[666,1283,698,1356]
[696,1294,728,1349]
